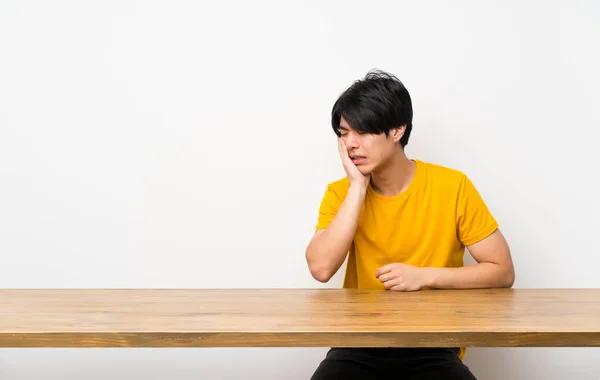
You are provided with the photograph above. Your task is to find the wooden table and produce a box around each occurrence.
[1,288,599,348]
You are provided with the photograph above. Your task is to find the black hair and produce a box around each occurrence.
[331,69,413,148]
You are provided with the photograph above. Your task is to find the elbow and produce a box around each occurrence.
[305,249,335,283]
[500,265,516,288]
[307,261,335,283]
[311,268,334,283]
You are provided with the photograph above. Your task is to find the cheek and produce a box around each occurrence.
[361,138,377,153]
[365,141,384,159]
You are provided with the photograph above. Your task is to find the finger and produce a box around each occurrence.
[338,138,351,162]
[390,284,406,291]
[384,280,398,289]
[338,137,345,152]
[376,264,394,277]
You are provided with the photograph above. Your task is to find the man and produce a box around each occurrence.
[305,70,515,379]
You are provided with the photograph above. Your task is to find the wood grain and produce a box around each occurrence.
[1,288,599,348]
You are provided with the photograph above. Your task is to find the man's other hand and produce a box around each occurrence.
[376,263,426,292]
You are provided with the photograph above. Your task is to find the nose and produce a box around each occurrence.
[345,131,360,149]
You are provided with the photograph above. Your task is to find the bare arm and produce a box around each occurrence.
[424,229,515,289]
[305,138,369,283]
[305,185,366,282]
[376,229,515,291]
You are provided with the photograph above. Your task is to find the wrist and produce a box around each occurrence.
[348,183,367,197]
[421,267,437,288]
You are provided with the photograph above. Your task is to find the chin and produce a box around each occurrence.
[357,165,373,175]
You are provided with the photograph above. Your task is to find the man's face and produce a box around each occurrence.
[338,116,402,175]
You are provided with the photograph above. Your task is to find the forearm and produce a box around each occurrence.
[424,262,515,289]
[306,185,365,282]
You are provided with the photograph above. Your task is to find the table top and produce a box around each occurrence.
[1,288,599,348]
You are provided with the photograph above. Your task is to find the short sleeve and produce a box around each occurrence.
[315,185,343,230]
[456,175,499,246]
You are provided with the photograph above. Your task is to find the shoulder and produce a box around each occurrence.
[324,176,351,199]
[416,160,489,205]
[316,176,350,210]
[416,160,470,191]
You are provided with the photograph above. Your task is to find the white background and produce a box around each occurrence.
[1,1,599,379]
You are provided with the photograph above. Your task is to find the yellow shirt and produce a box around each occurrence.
[315,159,499,361]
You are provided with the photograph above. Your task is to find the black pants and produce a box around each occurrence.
[310,347,477,380]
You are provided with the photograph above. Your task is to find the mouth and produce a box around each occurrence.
[350,155,367,164]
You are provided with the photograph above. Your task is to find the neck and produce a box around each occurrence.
[370,149,416,196]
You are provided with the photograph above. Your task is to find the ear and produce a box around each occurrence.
[391,125,406,143]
